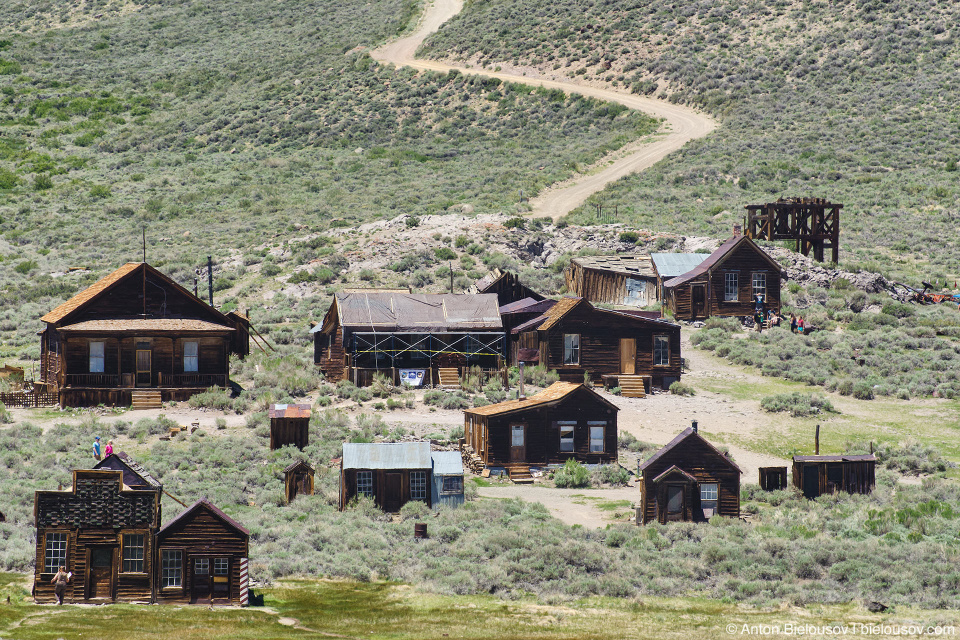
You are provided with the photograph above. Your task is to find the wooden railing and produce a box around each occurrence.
[65,374,121,387]
[160,373,228,388]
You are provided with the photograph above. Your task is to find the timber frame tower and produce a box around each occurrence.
[744,198,841,264]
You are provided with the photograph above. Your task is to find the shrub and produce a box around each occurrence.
[553,459,591,488]
[595,464,630,486]
[89,184,111,198]
[13,261,37,275]
[405,216,420,228]
[483,378,507,404]
[852,382,875,400]
[188,387,234,411]
[618,432,656,453]
[522,364,559,388]
[0,403,11,424]
[434,247,456,260]
[33,174,53,190]
[760,392,837,417]
[618,231,639,243]
[215,417,227,430]
[503,216,525,229]
[669,381,695,396]
[423,389,471,410]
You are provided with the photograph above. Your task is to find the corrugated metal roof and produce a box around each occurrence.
[59,319,234,333]
[431,451,463,475]
[342,442,432,470]
[311,292,502,333]
[571,255,656,278]
[269,404,312,419]
[663,237,785,288]
[651,253,709,278]
[793,454,877,462]
[41,263,141,324]
[640,427,743,473]
[464,381,619,417]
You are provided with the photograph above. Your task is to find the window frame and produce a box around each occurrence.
[160,549,183,590]
[89,341,105,373]
[43,531,68,574]
[752,271,767,302]
[213,558,229,576]
[183,341,199,373]
[121,532,147,575]
[557,420,576,453]
[441,476,463,494]
[653,335,670,367]
[410,470,427,502]
[588,421,606,453]
[724,272,739,302]
[562,333,580,366]
[700,483,719,512]
[356,470,374,498]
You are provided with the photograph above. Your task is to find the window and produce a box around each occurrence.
[442,476,463,494]
[724,272,739,301]
[557,421,576,453]
[752,272,767,301]
[357,471,373,498]
[700,483,718,512]
[89,341,105,373]
[654,336,670,366]
[161,550,182,588]
[194,558,209,575]
[183,341,199,372]
[122,534,145,573]
[563,334,580,365]
[588,421,605,453]
[410,471,427,501]
[44,532,68,574]
[214,558,229,576]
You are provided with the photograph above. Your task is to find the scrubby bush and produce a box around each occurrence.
[760,392,837,417]
[669,381,695,396]
[594,464,630,486]
[553,459,591,488]
[188,387,235,411]
[618,432,656,453]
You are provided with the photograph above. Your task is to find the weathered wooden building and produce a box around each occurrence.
[650,253,708,301]
[34,469,161,603]
[474,269,545,307]
[429,451,465,510]
[39,262,250,408]
[155,499,250,605]
[792,454,876,499]
[638,425,741,524]
[498,297,556,364]
[662,236,785,321]
[269,403,311,450]
[759,466,788,491]
[464,382,618,475]
[565,255,658,307]
[284,460,315,503]
[512,297,682,390]
[313,291,504,386]
[339,442,463,511]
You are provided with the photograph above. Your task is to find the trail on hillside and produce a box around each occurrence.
[371,0,717,220]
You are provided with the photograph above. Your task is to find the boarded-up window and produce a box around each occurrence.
[183,341,199,372]
[724,272,738,301]
[752,272,766,300]
[44,532,68,574]
[410,471,427,501]
[654,336,670,366]
[161,550,182,588]
[588,422,605,452]
[557,421,576,452]
[122,534,145,573]
[357,471,373,497]
[563,334,580,365]
[89,341,105,373]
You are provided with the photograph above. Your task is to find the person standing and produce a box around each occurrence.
[104,440,113,458]
[92,436,101,461]
[790,314,797,334]
[51,566,70,605]
[798,316,806,335]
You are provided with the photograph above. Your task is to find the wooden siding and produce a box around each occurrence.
[566,262,657,306]
[340,468,432,511]
[791,460,876,498]
[270,418,309,451]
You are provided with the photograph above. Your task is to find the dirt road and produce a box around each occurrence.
[371,0,716,220]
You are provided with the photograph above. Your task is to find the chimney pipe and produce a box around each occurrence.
[691,420,698,434]
[815,424,820,455]
[518,361,526,400]
[207,256,214,307]
[193,277,199,298]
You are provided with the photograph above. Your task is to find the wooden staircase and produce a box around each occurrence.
[130,390,162,410]
[437,368,460,389]
[618,376,647,398]
[505,464,534,484]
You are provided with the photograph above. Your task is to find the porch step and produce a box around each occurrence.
[506,465,534,484]
[618,375,647,398]
[130,390,162,410]
[437,368,460,390]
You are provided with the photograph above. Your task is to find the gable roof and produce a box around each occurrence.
[651,465,699,484]
[663,236,785,288]
[640,427,742,474]
[534,296,678,332]
[94,452,162,489]
[537,297,586,331]
[570,255,655,278]
[158,498,250,537]
[464,381,619,417]
[431,451,464,476]
[283,459,315,474]
[41,262,234,327]
[342,442,432,470]
[313,292,502,334]
[651,253,709,279]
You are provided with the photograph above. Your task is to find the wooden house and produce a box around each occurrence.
[155,499,250,606]
[339,442,463,512]
[498,298,556,364]
[474,269,545,307]
[33,469,161,603]
[512,297,682,390]
[565,255,658,307]
[464,382,618,471]
[284,460,315,503]
[313,291,504,386]
[792,454,876,499]
[39,262,250,408]
[269,403,311,450]
[662,236,785,321]
[759,466,788,491]
[638,425,741,524]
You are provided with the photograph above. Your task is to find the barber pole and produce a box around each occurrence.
[239,557,249,606]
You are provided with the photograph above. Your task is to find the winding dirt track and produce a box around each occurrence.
[372,0,717,219]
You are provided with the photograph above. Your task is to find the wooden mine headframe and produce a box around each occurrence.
[744,197,841,263]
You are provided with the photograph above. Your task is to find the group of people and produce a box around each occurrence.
[752,294,780,331]
[789,313,807,335]
[92,436,113,461]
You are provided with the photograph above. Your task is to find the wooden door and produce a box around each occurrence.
[384,473,402,512]
[619,338,636,375]
[510,423,526,462]
[665,485,685,522]
[191,558,211,603]
[212,558,230,602]
[802,465,820,499]
[88,547,114,600]
[136,349,152,386]
[692,285,706,318]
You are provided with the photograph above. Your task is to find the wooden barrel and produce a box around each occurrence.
[414,523,428,539]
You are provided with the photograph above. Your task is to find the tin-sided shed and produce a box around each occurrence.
[429,451,465,509]
[269,403,311,450]
[565,255,658,307]
[792,454,876,499]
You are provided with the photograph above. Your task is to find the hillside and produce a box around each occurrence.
[421,0,960,282]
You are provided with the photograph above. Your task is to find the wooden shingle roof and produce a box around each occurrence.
[537,297,585,331]
[640,427,742,474]
[40,263,141,324]
[59,319,233,333]
[464,381,618,417]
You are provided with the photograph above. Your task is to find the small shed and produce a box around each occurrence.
[565,255,658,307]
[269,404,311,450]
[430,451,465,509]
[155,499,250,606]
[638,425,741,524]
[792,454,876,499]
[758,466,788,491]
[341,442,456,512]
[284,460,315,503]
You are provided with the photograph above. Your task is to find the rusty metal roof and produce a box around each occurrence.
[464,381,618,417]
[158,498,250,538]
[58,319,234,333]
[570,255,656,278]
[41,263,141,324]
[640,427,743,474]
[269,404,312,419]
[793,454,877,463]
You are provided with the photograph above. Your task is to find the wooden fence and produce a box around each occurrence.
[0,391,59,408]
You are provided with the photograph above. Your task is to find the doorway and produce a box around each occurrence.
[665,485,685,522]
[692,285,706,318]
[619,338,636,375]
[191,558,211,603]
[87,546,114,600]
[136,346,152,387]
[802,465,820,498]
[510,423,526,462]
[384,473,402,512]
